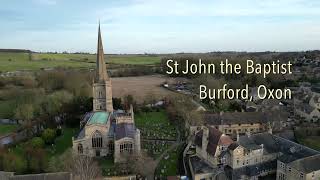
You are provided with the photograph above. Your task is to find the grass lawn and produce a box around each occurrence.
[46,128,78,158]
[155,146,180,178]
[0,124,19,136]
[297,136,320,151]
[0,52,161,72]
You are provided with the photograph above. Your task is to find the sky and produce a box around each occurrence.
[0,0,320,53]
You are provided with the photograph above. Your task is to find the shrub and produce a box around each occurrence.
[41,128,56,144]
[31,137,45,148]
[3,152,25,173]
[56,128,62,136]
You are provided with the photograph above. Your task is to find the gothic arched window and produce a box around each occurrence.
[78,143,83,154]
[119,142,133,153]
[92,131,103,148]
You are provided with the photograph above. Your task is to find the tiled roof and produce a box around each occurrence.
[194,127,233,156]
[115,123,136,140]
[204,112,268,125]
[194,130,203,147]
[239,132,320,164]
[288,154,320,174]
[228,142,239,150]
[206,127,223,156]
[225,161,276,179]
[189,156,215,174]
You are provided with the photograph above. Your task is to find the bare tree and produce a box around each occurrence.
[125,152,156,178]
[64,153,102,180]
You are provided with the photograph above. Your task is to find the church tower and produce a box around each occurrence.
[92,23,113,112]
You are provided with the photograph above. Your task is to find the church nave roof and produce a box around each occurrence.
[87,111,110,125]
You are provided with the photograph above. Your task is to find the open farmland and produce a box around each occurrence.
[0,52,94,72]
[32,53,161,65]
[0,52,161,72]
[111,75,178,102]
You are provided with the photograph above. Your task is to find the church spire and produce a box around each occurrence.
[96,22,108,81]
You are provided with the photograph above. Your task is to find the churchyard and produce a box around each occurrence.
[155,145,182,178]
[135,110,178,158]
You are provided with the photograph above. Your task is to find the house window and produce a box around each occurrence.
[92,131,103,148]
[300,172,304,178]
[119,142,133,153]
[78,143,83,154]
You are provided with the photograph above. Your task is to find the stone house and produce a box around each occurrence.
[194,126,233,167]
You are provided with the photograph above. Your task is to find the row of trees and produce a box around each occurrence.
[0,128,57,174]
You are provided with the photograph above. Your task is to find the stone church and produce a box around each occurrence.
[72,24,141,163]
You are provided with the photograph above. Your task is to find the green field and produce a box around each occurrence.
[33,53,161,65]
[0,52,161,72]
[0,124,19,136]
